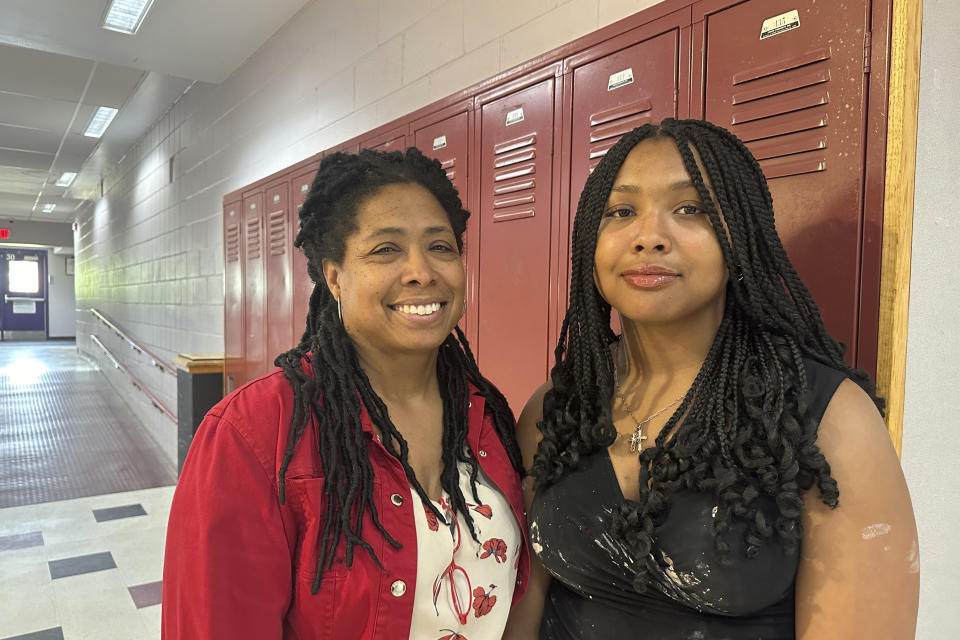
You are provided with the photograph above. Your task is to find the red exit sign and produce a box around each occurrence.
[0,228,9,239]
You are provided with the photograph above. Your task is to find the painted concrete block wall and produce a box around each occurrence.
[72,0,661,468]
[902,0,960,637]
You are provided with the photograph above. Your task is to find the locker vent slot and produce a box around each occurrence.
[730,48,832,179]
[587,99,653,171]
[491,133,538,222]
[226,224,240,263]
[246,219,261,260]
[439,157,457,183]
[268,211,286,256]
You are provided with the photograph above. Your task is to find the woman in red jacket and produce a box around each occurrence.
[163,148,530,639]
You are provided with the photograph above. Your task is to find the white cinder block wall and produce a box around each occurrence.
[72,0,957,634]
[73,0,661,469]
[902,0,960,638]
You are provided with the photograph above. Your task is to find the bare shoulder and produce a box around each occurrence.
[815,378,896,469]
[796,378,918,639]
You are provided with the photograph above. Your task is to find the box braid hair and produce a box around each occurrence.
[273,147,522,594]
[531,118,882,593]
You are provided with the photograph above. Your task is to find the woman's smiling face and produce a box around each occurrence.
[593,137,729,328]
[321,182,466,358]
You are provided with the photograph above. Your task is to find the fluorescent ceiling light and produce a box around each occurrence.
[56,172,78,187]
[84,107,119,138]
[42,204,57,213]
[102,0,156,34]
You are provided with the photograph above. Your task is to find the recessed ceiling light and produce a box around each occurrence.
[101,0,156,35]
[56,172,78,187]
[84,107,119,138]
[42,204,57,213]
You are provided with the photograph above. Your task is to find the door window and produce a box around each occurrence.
[8,260,39,294]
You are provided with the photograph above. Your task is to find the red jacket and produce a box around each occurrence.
[162,363,530,639]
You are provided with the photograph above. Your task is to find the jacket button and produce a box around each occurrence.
[390,493,404,506]
[478,450,487,457]
[391,580,407,597]
[468,401,472,408]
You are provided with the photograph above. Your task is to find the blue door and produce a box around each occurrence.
[1,249,47,340]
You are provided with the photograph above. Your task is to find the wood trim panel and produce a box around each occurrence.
[876,0,923,456]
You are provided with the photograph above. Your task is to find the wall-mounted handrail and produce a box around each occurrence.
[91,335,176,423]
[89,308,176,376]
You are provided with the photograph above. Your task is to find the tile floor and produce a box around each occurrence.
[1,341,178,639]
[0,485,173,639]
[0,342,177,509]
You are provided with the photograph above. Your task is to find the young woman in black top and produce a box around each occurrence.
[502,119,918,639]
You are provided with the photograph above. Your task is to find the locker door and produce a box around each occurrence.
[223,198,244,394]
[291,165,319,344]
[362,125,408,153]
[264,180,293,364]
[569,30,680,199]
[567,29,682,335]
[323,140,359,156]
[242,191,266,383]
[413,111,472,340]
[698,0,870,367]
[478,78,556,415]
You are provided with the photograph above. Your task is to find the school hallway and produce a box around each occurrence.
[0,341,176,640]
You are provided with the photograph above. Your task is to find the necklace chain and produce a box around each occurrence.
[613,350,685,453]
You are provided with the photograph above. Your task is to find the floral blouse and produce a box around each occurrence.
[408,462,522,640]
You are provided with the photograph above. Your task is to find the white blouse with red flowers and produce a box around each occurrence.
[408,461,522,640]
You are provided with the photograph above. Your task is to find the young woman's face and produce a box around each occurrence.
[322,182,466,358]
[593,137,729,328]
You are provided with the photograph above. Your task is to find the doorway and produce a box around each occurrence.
[0,248,48,341]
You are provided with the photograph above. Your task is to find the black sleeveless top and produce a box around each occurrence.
[530,359,846,640]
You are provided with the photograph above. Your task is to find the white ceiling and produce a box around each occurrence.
[0,0,312,224]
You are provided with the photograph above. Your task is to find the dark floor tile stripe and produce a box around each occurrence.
[92,503,147,522]
[48,551,116,579]
[128,580,163,608]
[2,627,65,640]
[0,530,44,552]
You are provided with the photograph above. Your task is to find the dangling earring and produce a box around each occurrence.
[336,298,342,323]
[734,265,745,282]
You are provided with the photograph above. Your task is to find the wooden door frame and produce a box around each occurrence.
[876,0,923,456]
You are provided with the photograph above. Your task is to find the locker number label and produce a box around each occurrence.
[607,68,635,91]
[433,135,448,150]
[760,9,800,40]
[505,107,525,126]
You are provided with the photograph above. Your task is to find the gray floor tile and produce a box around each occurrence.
[128,580,163,609]
[92,503,147,522]
[2,627,64,640]
[0,530,44,552]
[48,551,117,579]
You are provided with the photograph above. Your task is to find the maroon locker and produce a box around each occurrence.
[413,109,473,341]
[264,179,293,365]
[291,164,319,343]
[223,197,244,394]
[361,125,408,153]
[477,75,559,416]
[568,29,681,197]
[696,0,871,367]
[242,190,267,383]
[323,140,360,156]
[565,22,685,335]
